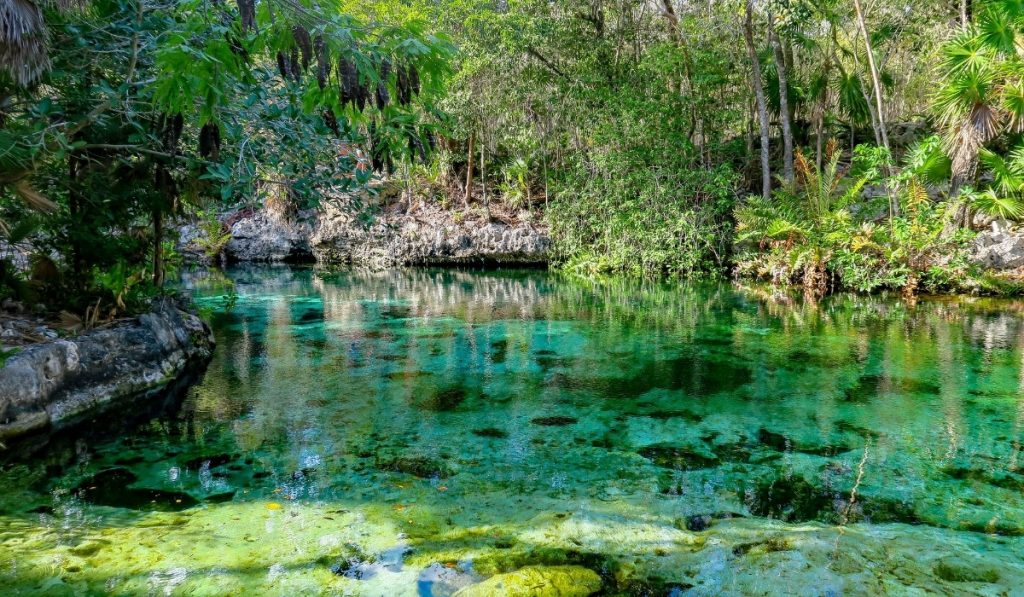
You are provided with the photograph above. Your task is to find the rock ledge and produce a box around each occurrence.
[179,202,551,267]
[0,299,215,445]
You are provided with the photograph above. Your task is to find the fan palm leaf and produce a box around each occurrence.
[971,188,1024,220]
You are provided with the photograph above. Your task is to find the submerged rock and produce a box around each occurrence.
[732,536,793,556]
[638,444,719,470]
[757,428,853,457]
[73,468,199,512]
[530,416,578,427]
[745,475,921,526]
[745,476,833,522]
[183,453,235,470]
[379,456,453,479]
[683,514,713,532]
[421,387,468,412]
[843,374,940,402]
[454,565,601,597]
[933,557,1000,583]
[942,464,1024,492]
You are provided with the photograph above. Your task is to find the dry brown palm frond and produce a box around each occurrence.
[825,138,839,163]
[1,0,87,86]
[794,149,812,185]
[58,309,84,333]
[292,25,311,70]
[13,179,57,213]
[948,104,999,181]
[0,0,48,86]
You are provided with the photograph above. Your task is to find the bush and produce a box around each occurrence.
[548,162,737,278]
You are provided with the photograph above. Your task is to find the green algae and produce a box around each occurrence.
[4,267,1024,594]
[452,565,601,597]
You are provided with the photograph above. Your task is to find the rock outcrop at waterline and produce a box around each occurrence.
[0,299,214,444]
[178,202,551,267]
[972,225,1024,270]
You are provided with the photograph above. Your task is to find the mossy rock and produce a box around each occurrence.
[378,456,453,479]
[454,565,602,597]
[934,558,1000,583]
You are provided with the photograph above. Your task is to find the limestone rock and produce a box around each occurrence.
[0,299,215,444]
[453,565,602,597]
[971,229,1024,270]
[178,201,550,268]
[226,210,313,262]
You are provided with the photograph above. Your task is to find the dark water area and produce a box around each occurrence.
[2,265,1024,594]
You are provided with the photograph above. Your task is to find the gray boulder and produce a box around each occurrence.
[226,210,313,262]
[972,228,1024,270]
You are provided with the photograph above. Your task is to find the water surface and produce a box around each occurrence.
[3,266,1024,595]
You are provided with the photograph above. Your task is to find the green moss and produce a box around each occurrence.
[454,565,602,597]
[934,559,1000,583]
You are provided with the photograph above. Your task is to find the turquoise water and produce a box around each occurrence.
[3,266,1024,595]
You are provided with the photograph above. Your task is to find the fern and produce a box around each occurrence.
[905,177,929,212]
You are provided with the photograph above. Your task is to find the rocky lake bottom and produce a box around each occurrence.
[2,266,1024,595]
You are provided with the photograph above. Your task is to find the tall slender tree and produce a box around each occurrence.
[769,18,795,183]
[744,0,772,199]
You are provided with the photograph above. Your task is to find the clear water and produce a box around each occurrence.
[3,266,1024,595]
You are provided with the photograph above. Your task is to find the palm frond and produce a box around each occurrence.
[970,188,1024,220]
[903,136,952,184]
[980,147,1024,196]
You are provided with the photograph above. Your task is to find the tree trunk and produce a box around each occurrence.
[743,0,771,199]
[816,37,834,171]
[68,148,85,289]
[464,133,474,207]
[660,0,703,154]
[481,143,489,220]
[854,0,899,218]
[770,21,794,183]
[853,0,890,155]
[815,112,825,169]
[153,208,165,287]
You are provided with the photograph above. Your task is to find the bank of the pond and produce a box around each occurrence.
[178,201,551,268]
[173,198,1024,300]
[0,299,215,448]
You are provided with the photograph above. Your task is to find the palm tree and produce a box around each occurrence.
[1,0,54,87]
[934,0,1024,225]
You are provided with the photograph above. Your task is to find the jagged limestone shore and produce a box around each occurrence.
[0,299,214,448]
[178,201,551,267]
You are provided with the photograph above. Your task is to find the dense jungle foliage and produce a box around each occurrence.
[4,0,1024,319]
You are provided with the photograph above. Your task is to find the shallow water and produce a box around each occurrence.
[3,266,1024,595]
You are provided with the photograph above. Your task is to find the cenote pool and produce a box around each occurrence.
[3,266,1024,595]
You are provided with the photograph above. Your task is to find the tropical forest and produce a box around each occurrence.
[3,0,1024,594]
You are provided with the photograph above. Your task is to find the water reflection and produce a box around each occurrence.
[2,265,1024,594]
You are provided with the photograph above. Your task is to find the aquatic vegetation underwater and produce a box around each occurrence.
[3,266,1024,595]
